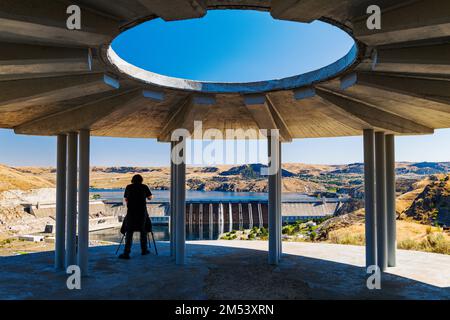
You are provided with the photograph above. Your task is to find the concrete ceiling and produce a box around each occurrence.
[0,0,449,142]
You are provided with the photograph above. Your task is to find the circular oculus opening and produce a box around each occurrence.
[108,10,358,93]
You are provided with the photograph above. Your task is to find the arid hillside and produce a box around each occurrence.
[317,174,450,234]
[5,161,448,194]
[7,163,331,193]
[314,174,450,254]
[0,165,54,193]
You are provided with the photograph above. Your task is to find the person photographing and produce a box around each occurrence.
[119,174,153,259]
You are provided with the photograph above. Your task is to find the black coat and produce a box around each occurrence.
[120,213,153,235]
[120,183,152,234]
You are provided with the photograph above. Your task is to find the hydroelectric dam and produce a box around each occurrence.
[105,198,349,236]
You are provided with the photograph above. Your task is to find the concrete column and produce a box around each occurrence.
[175,137,186,265]
[170,141,176,257]
[277,141,282,261]
[385,134,397,267]
[65,132,78,268]
[363,129,377,268]
[55,134,67,270]
[375,132,388,272]
[268,134,281,265]
[229,203,233,232]
[77,129,90,276]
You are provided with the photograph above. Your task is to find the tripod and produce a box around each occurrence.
[115,231,158,256]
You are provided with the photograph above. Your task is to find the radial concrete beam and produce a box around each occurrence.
[0,0,119,47]
[90,92,158,132]
[316,87,435,134]
[310,95,371,131]
[244,95,277,129]
[243,94,293,142]
[158,95,212,142]
[75,0,152,21]
[158,96,194,142]
[14,89,143,135]
[320,80,450,130]
[271,0,343,23]
[353,0,450,45]
[0,43,95,79]
[0,73,119,112]
[137,0,206,21]
[356,72,450,106]
[357,42,450,76]
[266,95,293,143]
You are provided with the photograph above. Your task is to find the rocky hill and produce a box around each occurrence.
[219,164,296,178]
[316,174,450,244]
[402,174,450,226]
[396,162,450,175]
[325,162,450,176]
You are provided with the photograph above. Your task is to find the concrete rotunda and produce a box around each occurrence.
[0,0,449,275]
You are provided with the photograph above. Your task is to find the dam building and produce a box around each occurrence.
[0,0,449,278]
[110,199,344,229]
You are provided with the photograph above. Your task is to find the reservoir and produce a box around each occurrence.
[90,189,322,202]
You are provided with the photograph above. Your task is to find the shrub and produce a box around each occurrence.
[329,232,365,245]
[398,233,450,254]
[260,227,268,237]
[425,233,450,254]
[398,239,418,251]
[282,225,296,235]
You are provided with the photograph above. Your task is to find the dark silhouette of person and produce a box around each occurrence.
[119,174,152,259]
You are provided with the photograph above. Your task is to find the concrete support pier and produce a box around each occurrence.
[175,137,186,265]
[77,129,90,276]
[170,141,176,257]
[363,129,377,268]
[65,132,78,268]
[268,133,282,265]
[55,134,67,270]
[277,141,282,260]
[375,132,388,272]
[385,134,397,267]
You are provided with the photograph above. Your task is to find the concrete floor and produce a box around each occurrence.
[0,241,448,300]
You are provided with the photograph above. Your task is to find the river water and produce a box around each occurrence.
[90,189,318,202]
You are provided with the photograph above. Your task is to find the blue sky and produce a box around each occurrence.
[111,10,354,82]
[1,129,449,167]
[0,10,449,167]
